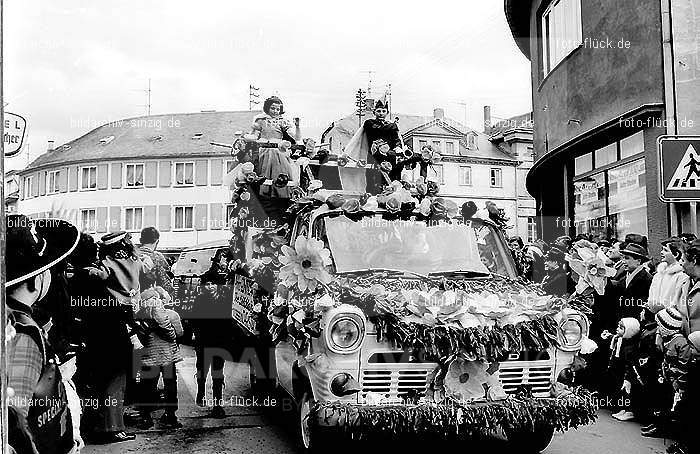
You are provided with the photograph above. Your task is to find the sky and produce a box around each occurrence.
[4,0,532,171]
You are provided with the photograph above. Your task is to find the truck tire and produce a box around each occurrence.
[296,392,329,454]
[506,426,554,453]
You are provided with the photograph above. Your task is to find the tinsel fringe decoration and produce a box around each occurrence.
[369,313,561,363]
[310,387,598,440]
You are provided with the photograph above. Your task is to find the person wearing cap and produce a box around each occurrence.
[653,307,693,442]
[613,242,652,320]
[679,242,700,335]
[540,246,569,296]
[5,215,82,454]
[647,238,690,315]
[601,317,640,421]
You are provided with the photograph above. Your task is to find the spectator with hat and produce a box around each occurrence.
[540,245,570,296]
[679,242,700,334]
[613,241,652,320]
[5,215,82,454]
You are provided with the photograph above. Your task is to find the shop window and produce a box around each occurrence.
[595,143,617,168]
[574,153,592,175]
[620,131,645,159]
[542,0,582,75]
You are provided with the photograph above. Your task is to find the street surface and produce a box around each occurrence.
[83,346,669,454]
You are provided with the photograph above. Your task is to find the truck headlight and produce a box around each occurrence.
[327,314,365,354]
[559,311,588,351]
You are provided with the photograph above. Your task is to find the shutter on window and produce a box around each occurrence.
[159,161,171,187]
[96,207,108,233]
[109,206,121,232]
[97,164,108,189]
[144,205,157,229]
[209,203,223,230]
[210,159,223,185]
[33,173,39,196]
[111,163,122,189]
[69,166,78,191]
[145,162,158,188]
[159,205,171,232]
[39,171,46,196]
[195,160,208,186]
[195,204,208,231]
[59,169,68,193]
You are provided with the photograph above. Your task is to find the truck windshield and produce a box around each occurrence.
[314,213,517,278]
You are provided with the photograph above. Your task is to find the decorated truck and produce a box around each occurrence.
[207,132,598,452]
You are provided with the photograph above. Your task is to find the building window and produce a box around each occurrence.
[574,153,593,175]
[80,209,97,233]
[620,130,644,159]
[125,163,144,187]
[542,0,582,75]
[225,160,237,174]
[467,134,477,149]
[428,164,444,184]
[490,168,502,187]
[24,176,33,199]
[594,143,618,168]
[458,166,472,186]
[527,217,537,243]
[81,166,97,190]
[174,162,194,186]
[46,170,60,194]
[445,142,455,155]
[124,207,143,232]
[174,206,194,230]
[574,159,647,240]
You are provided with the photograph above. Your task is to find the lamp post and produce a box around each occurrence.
[1,1,8,452]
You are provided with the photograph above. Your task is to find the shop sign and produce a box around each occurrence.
[232,274,259,335]
[658,135,700,202]
[4,112,27,157]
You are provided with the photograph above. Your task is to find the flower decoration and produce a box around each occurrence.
[430,198,448,218]
[274,173,290,187]
[337,154,349,167]
[240,191,251,201]
[341,198,361,215]
[566,244,617,295]
[385,197,401,213]
[426,180,439,197]
[379,161,393,173]
[419,198,432,216]
[326,193,346,209]
[357,159,367,168]
[308,179,323,192]
[278,237,332,292]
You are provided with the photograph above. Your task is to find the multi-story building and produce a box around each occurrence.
[4,170,20,214]
[323,104,537,240]
[17,111,257,251]
[505,0,700,248]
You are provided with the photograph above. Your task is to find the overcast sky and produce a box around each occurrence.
[5,1,531,170]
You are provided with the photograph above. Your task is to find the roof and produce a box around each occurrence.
[487,112,534,138]
[25,110,261,172]
[504,0,533,59]
[326,111,516,162]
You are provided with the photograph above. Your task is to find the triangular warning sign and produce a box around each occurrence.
[667,144,700,190]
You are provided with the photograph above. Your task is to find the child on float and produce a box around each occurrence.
[601,317,640,421]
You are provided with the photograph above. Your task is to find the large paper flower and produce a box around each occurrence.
[567,245,616,295]
[279,237,332,292]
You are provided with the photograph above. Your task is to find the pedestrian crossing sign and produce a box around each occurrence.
[658,136,700,202]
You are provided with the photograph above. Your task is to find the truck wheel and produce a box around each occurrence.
[296,392,327,453]
[506,426,554,453]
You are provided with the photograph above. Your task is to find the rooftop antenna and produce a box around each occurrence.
[133,78,152,115]
[249,83,260,110]
[361,70,375,97]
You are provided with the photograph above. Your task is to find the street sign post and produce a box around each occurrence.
[658,135,700,202]
[3,112,26,158]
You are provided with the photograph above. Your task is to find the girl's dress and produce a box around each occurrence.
[253,114,300,199]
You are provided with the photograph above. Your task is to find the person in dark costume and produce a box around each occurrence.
[191,270,233,418]
[540,247,569,297]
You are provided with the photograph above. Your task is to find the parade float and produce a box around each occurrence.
[212,98,598,453]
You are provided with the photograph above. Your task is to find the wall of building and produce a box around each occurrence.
[528,0,664,160]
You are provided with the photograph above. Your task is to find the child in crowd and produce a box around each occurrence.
[649,307,693,446]
[601,317,640,421]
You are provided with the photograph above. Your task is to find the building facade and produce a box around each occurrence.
[4,170,20,213]
[505,0,700,249]
[323,105,537,241]
[17,111,258,250]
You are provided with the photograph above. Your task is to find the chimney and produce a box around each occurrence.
[433,108,445,120]
[48,140,55,151]
[365,98,375,112]
[483,106,492,132]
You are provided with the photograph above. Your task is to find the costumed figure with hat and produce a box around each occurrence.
[344,97,434,190]
[5,215,83,454]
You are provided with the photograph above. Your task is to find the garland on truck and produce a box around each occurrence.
[309,386,598,440]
